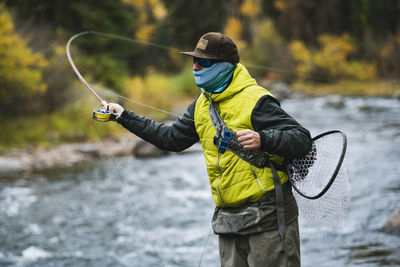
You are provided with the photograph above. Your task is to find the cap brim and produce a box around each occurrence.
[180,51,221,60]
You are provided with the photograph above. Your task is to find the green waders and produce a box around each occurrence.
[219,219,300,267]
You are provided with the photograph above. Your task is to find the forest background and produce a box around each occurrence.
[1,0,399,152]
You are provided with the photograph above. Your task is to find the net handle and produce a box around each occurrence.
[290,130,347,200]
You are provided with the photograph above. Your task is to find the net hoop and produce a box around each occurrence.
[289,130,347,200]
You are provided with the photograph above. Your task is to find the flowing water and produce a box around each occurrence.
[0,96,399,267]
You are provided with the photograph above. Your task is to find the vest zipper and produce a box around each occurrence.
[251,165,266,193]
[216,152,225,206]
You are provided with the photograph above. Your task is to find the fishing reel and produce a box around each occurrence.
[93,107,117,122]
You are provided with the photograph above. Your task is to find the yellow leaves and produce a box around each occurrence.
[123,74,174,119]
[224,17,246,51]
[318,33,355,62]
[123,0,166,41]
[344,61,377,81]
[291,41,311,62]
[135,24,156,42]
[124,76,145,102]
[257,19,283,46]
[0,7,13,34]
[123,0,166,15]
[274,0,286,11]
[123,0,146,9]
[122,69,197,119]
[290,41,313,80]
[224,17,242,41]
[290,33,377,82]
[240,0,261,18]
[152,1,167,20]
[0,4,48,100]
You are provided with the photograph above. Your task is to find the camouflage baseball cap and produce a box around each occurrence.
[180,32,240,63]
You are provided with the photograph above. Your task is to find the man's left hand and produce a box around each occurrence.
[234,129,261,150]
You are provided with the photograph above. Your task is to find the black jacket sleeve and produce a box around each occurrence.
[251,95,312,160]
[116,99,199,152]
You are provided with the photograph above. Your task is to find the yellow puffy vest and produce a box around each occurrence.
[194,64,288,207]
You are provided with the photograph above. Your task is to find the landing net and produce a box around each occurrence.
[288,131,351,226]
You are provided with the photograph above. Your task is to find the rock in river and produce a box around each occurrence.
[383,208,400,234]
[0,157,30,177]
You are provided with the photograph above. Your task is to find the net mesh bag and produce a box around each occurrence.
[288,132,351,226]
[294,163,350,226]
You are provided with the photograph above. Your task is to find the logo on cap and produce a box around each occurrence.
[196,38,208,50]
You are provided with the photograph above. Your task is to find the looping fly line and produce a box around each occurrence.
[66,31,216,128]
[66,31,284,127]
[66,31,216,267]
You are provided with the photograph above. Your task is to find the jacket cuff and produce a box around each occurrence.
[258,131,267,151]
[259,130,275,153]
[117,110,133,123]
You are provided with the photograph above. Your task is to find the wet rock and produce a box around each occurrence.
[0,135,140,176]
[132,140,169,158]
[383,208,400,233]
[357,104,389,113]
[76,143,101,158]
[393,90,400,100]
[0,157,30,177]
[268,82,293,99]
[30,145,87,170]
[266,82,305,100]
[324,95,346,109]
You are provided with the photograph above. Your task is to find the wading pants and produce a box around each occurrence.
[218,218,300,267]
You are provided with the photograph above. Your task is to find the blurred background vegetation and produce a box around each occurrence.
[1,0,399,151]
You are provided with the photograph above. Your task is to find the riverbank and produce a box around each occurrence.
[0,133,203,178]
[2,82,399,177]
[0,135,138,177]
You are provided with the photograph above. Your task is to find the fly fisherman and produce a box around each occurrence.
[106,32,312,267]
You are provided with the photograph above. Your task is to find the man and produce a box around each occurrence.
[106,32,312,267]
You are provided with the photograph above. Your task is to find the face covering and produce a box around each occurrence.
[193,62,235,93]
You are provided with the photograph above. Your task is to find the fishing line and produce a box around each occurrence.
[67,31,218,266]
[91,120,166,267]
[67,31,295,266]
[94,84,193,121]
[66,30,319,129]
[68,30,348,265]
[197,227,213,267]
[67,31,215,128]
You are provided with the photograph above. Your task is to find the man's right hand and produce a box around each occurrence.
[104,103,124,117]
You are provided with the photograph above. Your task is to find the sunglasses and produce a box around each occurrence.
[193,57,219,68]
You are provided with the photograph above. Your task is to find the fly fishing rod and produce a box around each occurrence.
[66,31,117,122]
[66,31,170,266]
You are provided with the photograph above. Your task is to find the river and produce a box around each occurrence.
[0,96,399,267]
